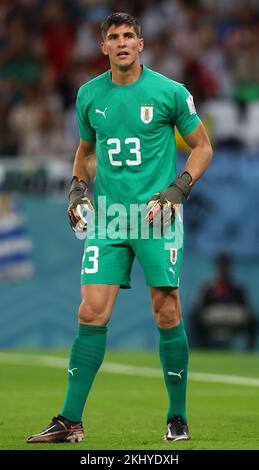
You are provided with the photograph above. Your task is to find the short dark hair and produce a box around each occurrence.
[101,12,141,38]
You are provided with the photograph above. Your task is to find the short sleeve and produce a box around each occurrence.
[76,88,96,142]
[174,85,200,136]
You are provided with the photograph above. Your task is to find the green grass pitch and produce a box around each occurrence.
[1,350,259,450]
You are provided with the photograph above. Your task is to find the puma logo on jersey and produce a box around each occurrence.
[68,368,77,376]
[95,107,107,119]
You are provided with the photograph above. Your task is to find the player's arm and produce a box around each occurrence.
[72,139,96,183]
[181,121,213,185]
[147,122,213,225]
[68,139,96,232]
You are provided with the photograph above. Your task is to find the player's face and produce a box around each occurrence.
[101,24,144,69]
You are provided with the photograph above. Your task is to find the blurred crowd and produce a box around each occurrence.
[1,0,259,159]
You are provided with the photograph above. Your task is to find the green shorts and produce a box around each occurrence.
[81,220,184,288]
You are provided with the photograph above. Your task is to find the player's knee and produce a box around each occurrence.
[153,296,180,328]
[78,300,108,325]
[155,308,180,328]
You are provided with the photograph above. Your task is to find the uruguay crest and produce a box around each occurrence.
[140,106,153,124]
[170,248,178,265]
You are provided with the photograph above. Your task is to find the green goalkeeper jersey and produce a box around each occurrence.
[76,65,200,214]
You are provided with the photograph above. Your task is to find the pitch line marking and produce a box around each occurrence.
[0,352,259,387]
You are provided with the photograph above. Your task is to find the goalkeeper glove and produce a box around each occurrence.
[146,171,192,226]
[68,176,94,232]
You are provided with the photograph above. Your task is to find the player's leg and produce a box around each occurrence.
[27,237,134,444]
[150,286,190,441]
[132,212,189,441]
[27,283,120,444]
[60,283,120,421]
[27,238,134,443]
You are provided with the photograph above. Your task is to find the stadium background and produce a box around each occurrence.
[0,0,259,351]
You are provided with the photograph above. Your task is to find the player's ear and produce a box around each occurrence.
[100,41,108,56]
[138,38,144,53]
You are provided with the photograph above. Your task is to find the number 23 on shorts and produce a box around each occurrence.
[81,246,99,274]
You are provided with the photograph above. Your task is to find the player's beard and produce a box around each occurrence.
[118,63,133,71]
[117,58,140,72]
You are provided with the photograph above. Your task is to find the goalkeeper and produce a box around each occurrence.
[27,12,213,444]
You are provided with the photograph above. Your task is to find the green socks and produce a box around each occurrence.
[60,324,107,422]
[158,320,189,422]
[61,321,188,423]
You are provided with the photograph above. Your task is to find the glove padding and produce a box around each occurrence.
[68,177,94,232]
[146,172,192,226]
